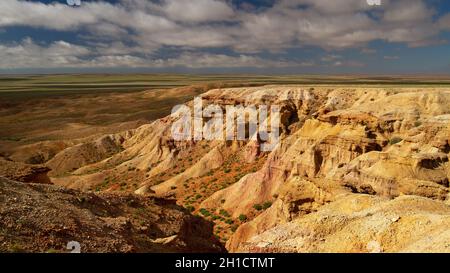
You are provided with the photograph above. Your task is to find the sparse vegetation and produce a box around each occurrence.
[389,137,403,145]
[262,201,272,210]
[253,204,263,211]
[199,208,211,217]
[219,209,230,217]
[238,214,248,222]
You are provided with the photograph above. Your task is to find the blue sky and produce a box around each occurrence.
[0,0,449,74]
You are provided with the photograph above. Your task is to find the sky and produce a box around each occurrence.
[0,0,450,74]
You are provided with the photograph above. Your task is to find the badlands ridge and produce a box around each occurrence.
[1,85,450,252]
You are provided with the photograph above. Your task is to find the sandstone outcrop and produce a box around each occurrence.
[7,85,449,253]
[235,194,450,253]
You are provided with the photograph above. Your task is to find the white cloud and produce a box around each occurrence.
[162,53,302,68]
[163,0,234,23]
[0,0,448,70]
[0,38,311,69]
[321,54,342,62]
[0,38,91,69]
[0,0,98,30]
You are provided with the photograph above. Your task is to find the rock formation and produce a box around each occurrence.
[2,85,449,252]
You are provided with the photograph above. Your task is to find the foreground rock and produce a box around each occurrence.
[0,177,224,253]
[235,194,450,253]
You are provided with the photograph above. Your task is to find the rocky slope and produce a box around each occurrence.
[2,85,449,252]
[236,194,450,253]
[0,176,223,253]
[0,158,51,184]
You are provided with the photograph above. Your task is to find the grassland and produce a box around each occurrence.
[2,74,450,101]
[1,74,450,159]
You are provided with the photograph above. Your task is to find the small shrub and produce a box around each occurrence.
[262,201,272,210]
[389,137,403,145]
[253,204,263,211]
[238,214,247,222]
[219,209,230,217]
[199,208,211,217]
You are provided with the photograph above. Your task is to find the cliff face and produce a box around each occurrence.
[236,194,450,253]
[4,85,449,252]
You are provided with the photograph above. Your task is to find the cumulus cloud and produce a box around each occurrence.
[0,38,91,68]
[163,0,235,22]
[0,0,448,70]
[0,38,311,69]
[162,53,304,68]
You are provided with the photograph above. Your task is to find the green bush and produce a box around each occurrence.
[238,214,247,222]
[253,204,263,211]
[262,201,272,210]
[219,209,230,217]
[199,208,211,217]
[389,137,403,145]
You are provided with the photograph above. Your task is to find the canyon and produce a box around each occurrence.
[1,85,449,252]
